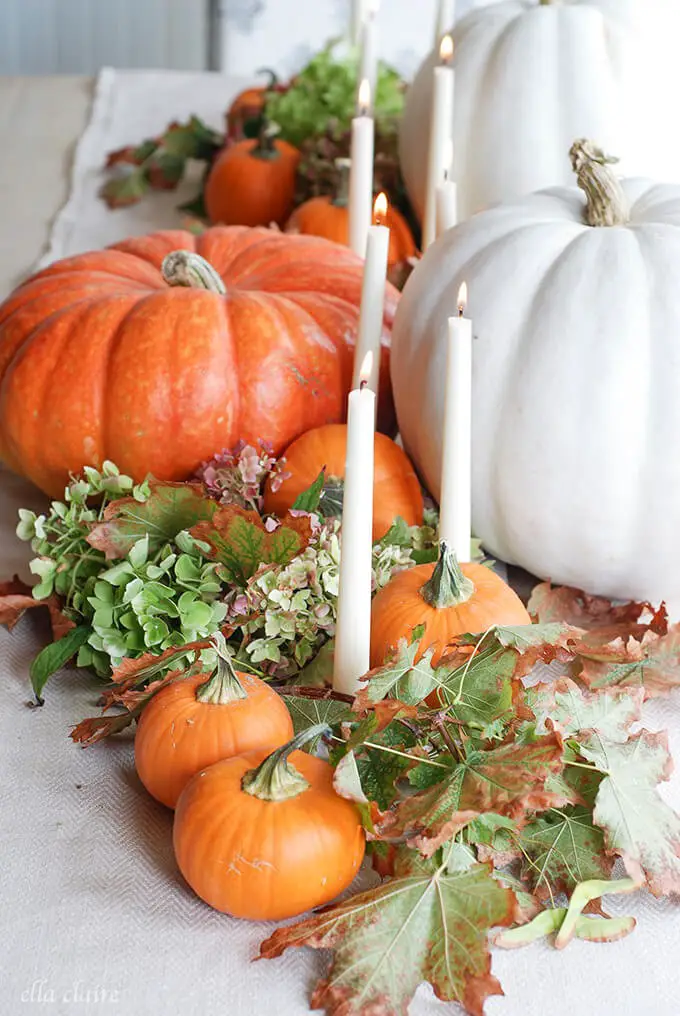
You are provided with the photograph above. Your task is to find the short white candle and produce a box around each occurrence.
[434,0,456,48]
[439,283,472,561]
[352,193,389,397]
[423,34,454,251]
[359,11,378,107]
[351,0,370,46]
[333,352,376,694]
[349,79,375,258]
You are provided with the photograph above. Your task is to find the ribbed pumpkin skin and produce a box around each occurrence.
[134,671,293,809]
[0,227,398,496]
[370,561,531,668]
[173,748,366,920]
[205,139,300,227]
[286,196,417,266]
[262,423,424,540]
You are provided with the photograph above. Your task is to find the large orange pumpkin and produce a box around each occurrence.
[263,423,423,541]
[0,227,398,497]
[205,124,300,228]
[370,541,531,669]
[173,723,365,920]
[134,633,294,809]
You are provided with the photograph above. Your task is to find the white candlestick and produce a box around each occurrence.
[423,36,454,251]
[359,13,378,107]
[352,197,389,396]
[436,175,458,237]
[349,81,375,258]
[434,0,456,48]
[439,285,472,562]
[351,0,369,46]
[333,359,376,694]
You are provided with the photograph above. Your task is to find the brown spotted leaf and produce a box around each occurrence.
[526,678,644,743]
[70,710,138,746]
[577,626,680,698]
[259,862,516,1016]
[528,582,667,634]
[517,807,613,898]
[0,575,74,640]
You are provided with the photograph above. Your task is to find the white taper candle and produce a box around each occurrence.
[352,193,389,396]
[439,283,472,561]
[349,80,375,258]
[423,34,454,251]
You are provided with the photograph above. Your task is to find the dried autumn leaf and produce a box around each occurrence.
[490,622,583,678]
[191,505,313,586]
[99,168,150,208]
[109,637,211,690]
[259,862,516,1016]
[527,678,643,743]
[87,482,215,559]
[518,807,612,897]
[70,710,138,746]
[147,152,185,190]
[528,581,666,633]
[578,626,680,698]
[0,575,74,640]
[580,730,680,896]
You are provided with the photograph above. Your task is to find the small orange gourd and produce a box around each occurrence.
[173,724,366,921]
[370,541,531,669]
[205,122,300,228]
[285,158,416,267]
[263,423,423,541]
[134,633,293,809]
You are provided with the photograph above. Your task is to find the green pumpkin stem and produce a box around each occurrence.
[252,118,282,160]
[195,632,248,704]
[570,139,630,228]
[420,540,475,609]
[161,250,227,294]
[242,723,331,802]
[333,158,351,208]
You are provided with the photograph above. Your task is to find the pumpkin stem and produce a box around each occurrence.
[569,139,630,228]
[161,250,227,294]
[334,157,351,208]
[242,723,331,801]
[195,632,248,704]
[420,540,475,609]
[252,119,283,160]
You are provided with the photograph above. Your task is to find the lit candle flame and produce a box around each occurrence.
[457,282,468,317]
[359,351,374,388]
[373,192,388,225]
[440,34,454,65]
[357,78,371,116]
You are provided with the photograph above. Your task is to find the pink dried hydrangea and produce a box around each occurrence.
[196,440,290,513]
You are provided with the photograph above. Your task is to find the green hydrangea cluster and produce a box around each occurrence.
[17,463,226,676]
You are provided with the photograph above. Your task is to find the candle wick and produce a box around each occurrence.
[360,379,368,390]
[458,305,464,317]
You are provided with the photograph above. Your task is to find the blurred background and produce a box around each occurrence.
[0,0,476,79]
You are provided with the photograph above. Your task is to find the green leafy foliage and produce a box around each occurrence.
[30,626,91,702]
[517,807,611,896]
[280,692,352,735]
[291,469,325,513]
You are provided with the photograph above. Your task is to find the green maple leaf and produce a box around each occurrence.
[527,677,643,743]
[87,482,215,559]
[391,735,566,856]
[259,862,515,1016]
[281,693,351,735]
[192,505,313,586]
[578,627,680,698]
[580,730,680,896]
[356,638,438,707]
[459,622,580,680]
[354,721,418,810]
[518,807,611,896]
[430,644,516,731]
[99,167,150,208]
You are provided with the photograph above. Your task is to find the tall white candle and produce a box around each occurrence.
[423,34,454,251]
[333,353,376,694]
[439,283,472,561]
[434,0,456,48]
[436,172,458,237]
[349,80,375,258]
[352,193,389,396]
[351,0,369,46]
[359,11,378,106]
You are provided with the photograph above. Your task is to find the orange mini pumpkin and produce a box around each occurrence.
[0,226,398,496]
[285,158,416,267]
[225,71,281,141]
[263,423,423,541]
[205,122,300,228]
[370,541,531,669]
[134,633,293,809]
[173,723,366,921]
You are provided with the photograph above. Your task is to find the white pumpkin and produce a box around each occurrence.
[400,0,680,222]
[391,140,680,604]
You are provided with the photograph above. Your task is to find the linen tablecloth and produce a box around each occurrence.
[2,69,680,1016]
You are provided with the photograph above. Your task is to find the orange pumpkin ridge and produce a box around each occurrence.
[263,423,423,540]
[369,540,531,670]
[0,227,398,496]
[173,723,366,921]
[134,633,293,809]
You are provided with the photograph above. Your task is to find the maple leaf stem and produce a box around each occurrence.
[433,715,463,762]
[329,734,449,768]
[564,760,602,772]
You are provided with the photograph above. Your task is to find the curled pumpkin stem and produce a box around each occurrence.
[161,250,227,294]
[242,722,331,802]
[569,139,630,228]
[420,540,475,609]
[195,632,248,704]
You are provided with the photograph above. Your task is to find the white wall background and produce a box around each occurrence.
[0,0,476,77]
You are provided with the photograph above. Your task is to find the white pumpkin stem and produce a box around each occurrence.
[161,250,227,294]
[569,139,630,228]
[242,723,330,801]
[420,540,475,609]
[195,632,248,704]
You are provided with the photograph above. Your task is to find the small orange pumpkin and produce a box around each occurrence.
[263,423,423,541]
[173,723,366,921]
[205,123,300,228]
[370,541,531,669]
[135,634,293,809]
[285,159,416,267]
[225,71,281,141]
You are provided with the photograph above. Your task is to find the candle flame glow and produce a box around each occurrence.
[373,192,388,225]
[440,34,454,64]
[357,78,371,115]
[359,351,374,388]
[457,282,468,316]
